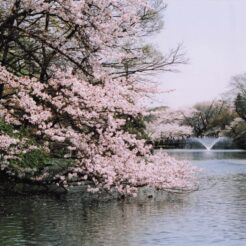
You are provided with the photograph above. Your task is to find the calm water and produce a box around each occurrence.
[1,150,246,246]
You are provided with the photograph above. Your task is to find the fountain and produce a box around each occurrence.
[186,137,233,150]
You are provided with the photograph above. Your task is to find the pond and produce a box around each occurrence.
[1,150,246,246]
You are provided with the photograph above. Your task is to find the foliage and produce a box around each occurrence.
[235,94,246,121]
[184,100,236,137]
[223,118,246,149]
[122,115,149,140]
[9,149,50,169]
[0,0,195,195]
[222,73,246,149]
[0,118,14,136]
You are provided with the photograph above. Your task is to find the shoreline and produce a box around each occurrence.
[0,169,186,202]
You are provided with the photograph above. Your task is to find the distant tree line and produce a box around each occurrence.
[145,73,246,149]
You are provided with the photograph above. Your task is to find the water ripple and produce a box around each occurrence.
[0,151,246,245]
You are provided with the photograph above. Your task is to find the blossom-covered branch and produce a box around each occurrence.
[0,0,196,195]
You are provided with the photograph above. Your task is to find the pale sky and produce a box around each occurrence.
[151,0,246,108]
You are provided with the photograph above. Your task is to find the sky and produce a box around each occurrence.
[151,0,246,108]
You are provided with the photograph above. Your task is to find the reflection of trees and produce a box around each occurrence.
[2,169,246,245]
[0,194,189,245]
[220,173,246,237]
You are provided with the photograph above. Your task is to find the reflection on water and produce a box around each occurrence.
[165,149,246,161]
[0,150,246,246]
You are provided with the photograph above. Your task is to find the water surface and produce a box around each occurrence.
[1,150,246,246]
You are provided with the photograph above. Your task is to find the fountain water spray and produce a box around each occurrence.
[188,137,231,150]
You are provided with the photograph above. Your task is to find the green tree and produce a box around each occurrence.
[235,93,246,121]
[184,100,236,137]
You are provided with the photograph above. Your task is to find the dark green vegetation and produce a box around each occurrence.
[0,119,74,186]
[227,74,246,149]
[9,149,50,169]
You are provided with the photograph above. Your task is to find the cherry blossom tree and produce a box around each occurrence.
[0,0,184,81]
[0,0,195,195]
[146,107,193,141]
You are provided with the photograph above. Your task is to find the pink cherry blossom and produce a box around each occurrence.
[0,0,196,196]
